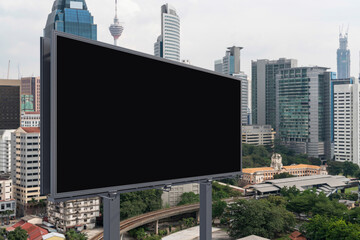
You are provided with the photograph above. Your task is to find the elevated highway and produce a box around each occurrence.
[90,197,249,240]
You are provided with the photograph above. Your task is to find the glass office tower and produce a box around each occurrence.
[276,67,332,160]
[154,3,180,62]
[44,0,97,40]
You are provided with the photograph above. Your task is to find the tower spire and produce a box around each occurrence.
[109,0,124,46]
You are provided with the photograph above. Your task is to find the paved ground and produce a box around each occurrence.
[162,226,234,240]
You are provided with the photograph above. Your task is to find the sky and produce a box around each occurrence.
[0,0,360,80]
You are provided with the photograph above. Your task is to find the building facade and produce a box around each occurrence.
[333,82,360,165]
[0,175,16,219]
[337,31,350,79]
[47,197,100,233]
[251,58,297,129]
[215,46,248,125]
[0,130,16,173]
[154,3,180,62]
[44,0,97,40]
[0,80,21,130]
[20,77,40,113]
[11,127,45,216]
[233,72,249,125]
[242,153,327,184]
[242,125,275,146]
[161,183,199,207]
[330,75,355,142]
[21,112,41,128]
[276,67,332,160]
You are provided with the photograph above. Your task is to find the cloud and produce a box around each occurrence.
[1,0,360,79]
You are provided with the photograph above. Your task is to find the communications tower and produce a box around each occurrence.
[109,0,124,46]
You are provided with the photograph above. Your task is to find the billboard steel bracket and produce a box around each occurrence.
[200,180,212,240]
[102,192,120,240]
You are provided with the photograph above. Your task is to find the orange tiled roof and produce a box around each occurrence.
[243,164,321,174]
[242,167,275,174]
[21,127,40,133]
[283,164,320,170]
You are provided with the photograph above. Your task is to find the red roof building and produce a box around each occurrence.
[7,220,48,240]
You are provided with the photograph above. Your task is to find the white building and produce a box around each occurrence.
[161,183,199,207]
[154,3,180,62]
[0,130,15,173]
[0,175,16,219]
[21,111,40,127]
[233,72,249,125]
[333,82,360,165]
[242,125,275,146]
[47,197,100,233]
[11,127,46,216]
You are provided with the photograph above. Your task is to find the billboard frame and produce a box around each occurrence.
[44,30,242,202]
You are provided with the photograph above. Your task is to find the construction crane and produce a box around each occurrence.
[7,60,10,79]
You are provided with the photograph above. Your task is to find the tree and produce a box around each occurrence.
[177,192,199,206]
[7,227,28,240]
[65,229,87,240]
[222,199,295,239]
[120,189,162,219]
[343,161,359,177]
[301,215,360,240]
[212,200,227,221]
[273,172,296,179]
[327,161,344,175]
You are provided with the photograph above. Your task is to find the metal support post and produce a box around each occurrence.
[200,180,212,240]
[103,192,120,240]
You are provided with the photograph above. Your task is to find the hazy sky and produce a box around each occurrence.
[1,0,360,80]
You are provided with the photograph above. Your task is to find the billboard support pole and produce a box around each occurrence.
[200,180,212,240]
[103,192,120,240]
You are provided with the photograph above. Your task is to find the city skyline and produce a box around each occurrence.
[1,0,360,79]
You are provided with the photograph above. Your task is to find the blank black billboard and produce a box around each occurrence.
[48,32,241,199]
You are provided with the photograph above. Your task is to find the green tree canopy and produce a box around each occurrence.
[7,227,28,240]
[222,199,295,239]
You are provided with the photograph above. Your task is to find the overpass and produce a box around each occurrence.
[90,197,248,240]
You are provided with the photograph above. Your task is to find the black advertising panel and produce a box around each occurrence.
[47,31,241,200]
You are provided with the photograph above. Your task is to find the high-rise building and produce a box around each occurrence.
[337,30,350,79]
[11,127,46,216]
[330,74,356,142]
[215,47,248,125]
[44,0,97,40]
[109,0,124,46]
[221,46,243,76]
[252,58,297,129]
[333,81,360,165]
[20,77,40,112]
[275,67,332,160]
[233,72,249,125]
[0,130,15,173]
[0,79,21,130]
[154,3,180,62]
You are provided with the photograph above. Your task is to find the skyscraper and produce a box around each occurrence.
[154,3,180,62]
[44,0,97,40]
[109,0,124,46]
[333,81,360,166]
[276,67,332,160]
[221,46,243,76]
[252,58,297,129]
[337,29,350,79]
[214,46,248,125]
